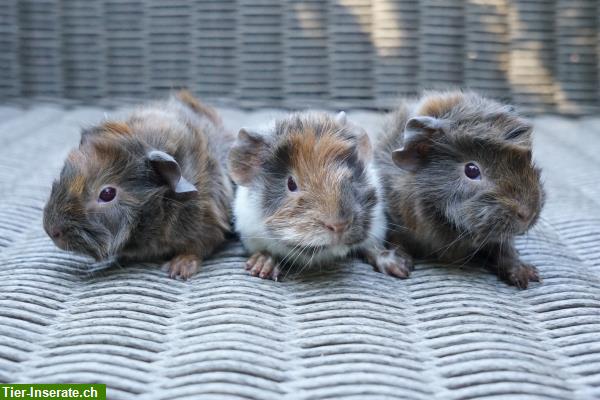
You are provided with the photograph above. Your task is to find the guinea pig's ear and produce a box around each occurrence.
[392,116,444,172]
[355,129,373,163]
[505,123,533,146]
[148,150,197,194]
[335,112,372,163]
[335,111,347,125]
[228,128,268,186]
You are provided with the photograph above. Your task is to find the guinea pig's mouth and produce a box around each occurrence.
[54,229,111,261]
[281,236,361,254]
[470,219,522,244]
[333,230,366,247]
[282,241,327,253]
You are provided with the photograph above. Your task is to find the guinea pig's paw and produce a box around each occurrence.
[373,249,412,279]
[245,252,281,281]
[162,254,201,281]
[506,262,540,289]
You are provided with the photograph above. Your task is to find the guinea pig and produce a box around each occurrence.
[375,91,545,288]
[43,90,233,280]
[227,111,410,281]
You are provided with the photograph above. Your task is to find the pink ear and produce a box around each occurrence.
[356,129,372,163]
[391,116,445,172]
[335,112,372,164]
[227,128,269,186]
[405,115,445,134]
[392,143,428,172]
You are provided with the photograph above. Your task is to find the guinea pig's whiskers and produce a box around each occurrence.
[378,237,397,249]
[242,235,282,240]
[83,211,106,215]
[284,241,314,279]
[532,215,551,229]
[521,227,532,250]
[290,248,308,279]
[88,256,118,275]
[367,231,396,250]
[456,220,500,268]
[529,216,554,242]
[286,243,310,275]
[434,228,470,258]
[386,222,412,232]
[279,241,305,277]
[292,244,313,278]
[306,246,319,272]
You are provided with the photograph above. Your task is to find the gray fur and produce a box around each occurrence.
[375,91,545,288]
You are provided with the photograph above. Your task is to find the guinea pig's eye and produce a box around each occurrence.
[464,163,481,180]
[287,176,298,192]
[98,187,117,202]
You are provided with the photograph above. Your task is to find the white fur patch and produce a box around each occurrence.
[234,186,352,265]
[234,162,389,267]
[355,163,387,251]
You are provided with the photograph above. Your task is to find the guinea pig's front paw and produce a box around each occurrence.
[162,254,200,280]
[504,262,540,289]
[245,252,281,281]
[372,249,413,279]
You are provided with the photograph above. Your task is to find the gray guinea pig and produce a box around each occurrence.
[228,111,410,280]
[375,91,545,289]
[43,91,233,279]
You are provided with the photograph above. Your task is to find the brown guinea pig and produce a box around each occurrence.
[43,91,233,279]
[375,91,545,289]
[228,111,410,281]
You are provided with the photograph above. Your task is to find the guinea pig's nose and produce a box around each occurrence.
[324,220,350,234]
[516,207,532,224]
[50,226,64,240]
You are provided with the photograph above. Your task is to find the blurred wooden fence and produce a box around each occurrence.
[1,0,598,114]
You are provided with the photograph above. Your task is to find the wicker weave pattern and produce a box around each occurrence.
[1,0,599,114]
[0,105,599,399]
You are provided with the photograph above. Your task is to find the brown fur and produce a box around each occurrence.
[417,91,464,118]
[67,175,86,196]
[287,129,354,214]
[229,111,395,278]
[100,121,132,136]
[261,125,355,239]
[265,114,367,240]
[176,89,222,127]
[227,129,269,186]
[43,92,233,279]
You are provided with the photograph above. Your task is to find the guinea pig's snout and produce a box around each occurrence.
[323,219,350,234]
[321,218,355,245]
[516,208,529,223]
[514,205,536,232]
[45,222,68,249]
[49,226,63,240]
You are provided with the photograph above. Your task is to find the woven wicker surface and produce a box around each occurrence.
[2,0,600,114]
[1,103,600,399]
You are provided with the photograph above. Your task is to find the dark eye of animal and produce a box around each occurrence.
[464,163,481,180]
[98,187,117,202]
[287,176,298,192]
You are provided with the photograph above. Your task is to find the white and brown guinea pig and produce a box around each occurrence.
[228,111,411,281]
[43,91,233,280]
[375,91,545,289]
